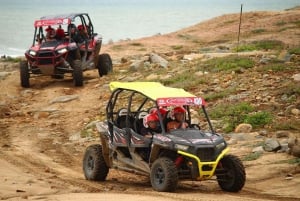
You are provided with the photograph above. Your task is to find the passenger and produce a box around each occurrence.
[149,107,168,119]
[56,25,65,40]
[77,24,89,39]
[166,106,189,132]
[140,113,161,138]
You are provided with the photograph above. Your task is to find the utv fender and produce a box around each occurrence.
[96,122,112,167]
[149,145,176,164]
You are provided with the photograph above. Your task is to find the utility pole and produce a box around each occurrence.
[237,4,243,53]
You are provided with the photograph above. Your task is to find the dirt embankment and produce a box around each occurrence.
[0,8,300,201]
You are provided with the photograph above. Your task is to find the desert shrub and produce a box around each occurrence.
[208,102,254,132]
[1,56,22,63]
[162,72,207,90]
[289,46,300,54]
[203,55,254,72]
[234,40,284,52]
[234,44,257,52]
[251,28,266,34]
[272,119,300,131]
[275,21,287,26]
[204,88,237,102]
[292,20,300,27]
[171,45,183,50]
[252,40,284,51]
[287,158,300,164]
[244,111,273,128]
[277,82,300,96]
[259,64,286,72]
[242,152,263,161]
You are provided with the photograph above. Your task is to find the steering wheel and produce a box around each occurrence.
[190,124,200,130]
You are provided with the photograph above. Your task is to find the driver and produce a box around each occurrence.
[166,106,189,132]
[45,26,56,41]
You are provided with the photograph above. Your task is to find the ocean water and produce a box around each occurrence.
[0,0,299,56]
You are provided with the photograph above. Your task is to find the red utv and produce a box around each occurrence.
[20,13,112,87]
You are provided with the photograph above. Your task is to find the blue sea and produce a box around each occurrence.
[0,0,299,56]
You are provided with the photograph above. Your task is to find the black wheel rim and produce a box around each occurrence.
[154,166,165,186]
[87,156,94,172]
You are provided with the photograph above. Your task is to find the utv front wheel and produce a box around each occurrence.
[83,144,109,181]
[72,60,83,87]
[97,53,112,77]
[20,61,30,88]
[150,157,178,192]
[216,154,246,192]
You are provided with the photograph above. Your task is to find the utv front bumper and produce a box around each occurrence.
[178,147,229,180]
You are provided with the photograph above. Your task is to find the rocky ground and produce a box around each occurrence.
[0,7,300,201]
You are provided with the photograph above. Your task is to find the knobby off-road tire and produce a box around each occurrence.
[20,61,30,88]
[72,60,83,87]
[150,157,178,192]
[83,144,109,181]
[97,53,112,77]
[216,154,246,192]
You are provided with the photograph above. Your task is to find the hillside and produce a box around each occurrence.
[0,7,300,201]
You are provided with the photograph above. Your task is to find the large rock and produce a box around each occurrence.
[292,73,300,82]
[264,138,281,152]
[235,123,252,133]
[288,137,300,157]
[149,53,168,68]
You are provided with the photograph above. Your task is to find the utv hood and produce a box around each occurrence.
[40,40,64,50]
[29,40,67,52]
[155,129,225,146]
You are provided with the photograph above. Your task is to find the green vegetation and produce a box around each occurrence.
[244,112,273,129]
[202,55,254,72]
[252,40,284,50]
[289,46,300,54]
[275,21,287,26]
[208,102,273,133]
[272,119,300,131]
[257,63,286,72]
[242,152,263,161]
[234,40,284,52]
[170,45,183,50]
[1,56,22,63]
[292,20,300,27]
[277,82,300,97]
[209,102,254,132]
[111,44,124,51]
[204,88,237,102]
[80,129,90,138]
[275,158,300,164]
[251,28,266,34]
[162,72,207,91]
[287,158,300,164]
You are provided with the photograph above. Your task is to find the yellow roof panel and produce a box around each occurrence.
[109,81,196,100]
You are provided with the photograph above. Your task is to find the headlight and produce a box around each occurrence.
[57,48,67,54]
[29,50,36,56]
[216,142,226,150]
[174,144,189,151]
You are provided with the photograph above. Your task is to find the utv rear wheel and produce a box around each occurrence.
[20,61,30,88]
[72,60,83,87]
[216,154,246,192]
[150,157,178,192]
[83,144,109,181]
[97,53,112,77]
